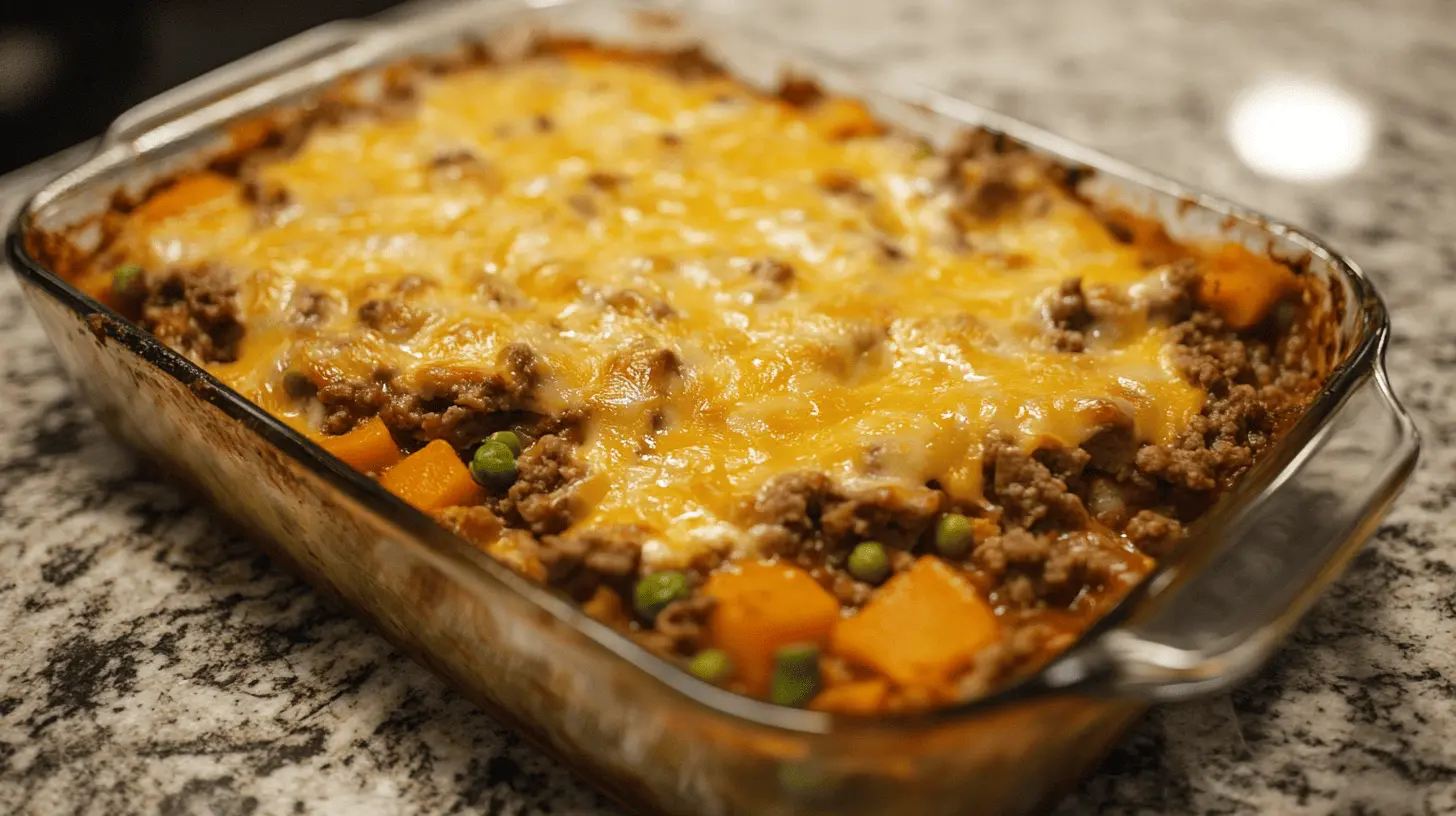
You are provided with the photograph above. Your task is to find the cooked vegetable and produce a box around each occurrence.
[379,439,486,512]
[469,438,518,488]
[1197,244,1297,330]
[112,263,145,298]
[703,561,839,695]
[319,416,402,475]
[489,430,524,456]
[769,643,821,707]
[831,556,1000,687]
[634,570,689,621]
[687,648,733,685]
[846,541,890,583]
[810,678,891,715]
[934,513,974,558]
[136,172,236,221]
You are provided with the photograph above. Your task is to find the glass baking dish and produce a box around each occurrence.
[3,1,1419,813]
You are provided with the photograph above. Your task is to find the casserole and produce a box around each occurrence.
[3,1,1419,813]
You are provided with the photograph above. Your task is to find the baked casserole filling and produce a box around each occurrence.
[51,43,1325,714]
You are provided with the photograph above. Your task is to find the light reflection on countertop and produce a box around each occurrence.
[1227,76,1375,182]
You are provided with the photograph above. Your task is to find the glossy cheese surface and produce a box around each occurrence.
[118,54,1204,565]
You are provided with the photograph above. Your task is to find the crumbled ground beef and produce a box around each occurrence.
[317,379,388,435]
[358,298,427,340]
[1139,260,1201,324]
[1124,509,1183,557]
[819,483,941,550]
[988,441,1090,531]
[503,435,584,535]
[752,471,834,542]
[287,287,334,326]
[776,75,825,107]
[380,346,540,449]
[537,523,644,600]
[128,265,245,364]
[973,529,1126,606]
[637,594,716,656]
[1038,278,1092,353]
[240,178,293,226]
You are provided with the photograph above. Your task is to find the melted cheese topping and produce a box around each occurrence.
[123,55,1203,565]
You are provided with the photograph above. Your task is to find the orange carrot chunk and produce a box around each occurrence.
[703,561,840,695]
[1196,244,1297,330]
[319,416,402,475]
[379,439,485,513]
[135,172,237,222]
[810,678,891,716]
[831,556,1000,688]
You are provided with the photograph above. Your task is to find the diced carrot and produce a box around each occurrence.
[703,561,841,695]
[379,439,485,513]
[810,678,891,716]
[135,172,237,222]
[1196,244,1297,330]
[320,416,402,475]
[582,585,631,627]
[831,556,1000,688]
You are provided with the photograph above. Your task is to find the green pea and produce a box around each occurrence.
[769,643,821,707]
[469,439,517,488]
[688,648,732,685]
[847,541,890,584]
[488,430,523,456]
[634,571,689,621]
[935,513,975,558]
[113,263,145,297]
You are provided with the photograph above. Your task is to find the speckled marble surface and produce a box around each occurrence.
[2,0,1454,813]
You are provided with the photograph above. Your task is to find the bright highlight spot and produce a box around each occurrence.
[1227,77,1374,183]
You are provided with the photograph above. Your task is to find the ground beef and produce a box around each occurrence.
[240,178,293,226]
[358,298,427,340]
[752,471,834,542]
[973,529,1126,606]
[820,483,941,550]
[536,523,644,600]
[818,168,871,201]
[1038,278,1092,353]
[751,472,942,561]
[776,75,825,108]
[988,441,1090,531]
[503,435,584,535]
[129,265,245,364]
[1124,509,1183,556]
[1137,314,1281,492]
[596,288,675,320]
[379,346,540,449]
[1139,260,1201,324]
[287,287,334,326]
[642,594,715,656]
[317,379,389,435]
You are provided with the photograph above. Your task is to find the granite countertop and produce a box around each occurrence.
[2,0,1454,813]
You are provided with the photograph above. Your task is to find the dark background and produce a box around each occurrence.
[0,0,406,172]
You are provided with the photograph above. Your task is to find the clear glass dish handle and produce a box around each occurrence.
[101,21,373,152]
[1051,366,1420,702]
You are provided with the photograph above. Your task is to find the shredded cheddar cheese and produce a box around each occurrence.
[111,53,1205,567]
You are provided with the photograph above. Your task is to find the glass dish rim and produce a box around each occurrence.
[1,0,1401,736]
